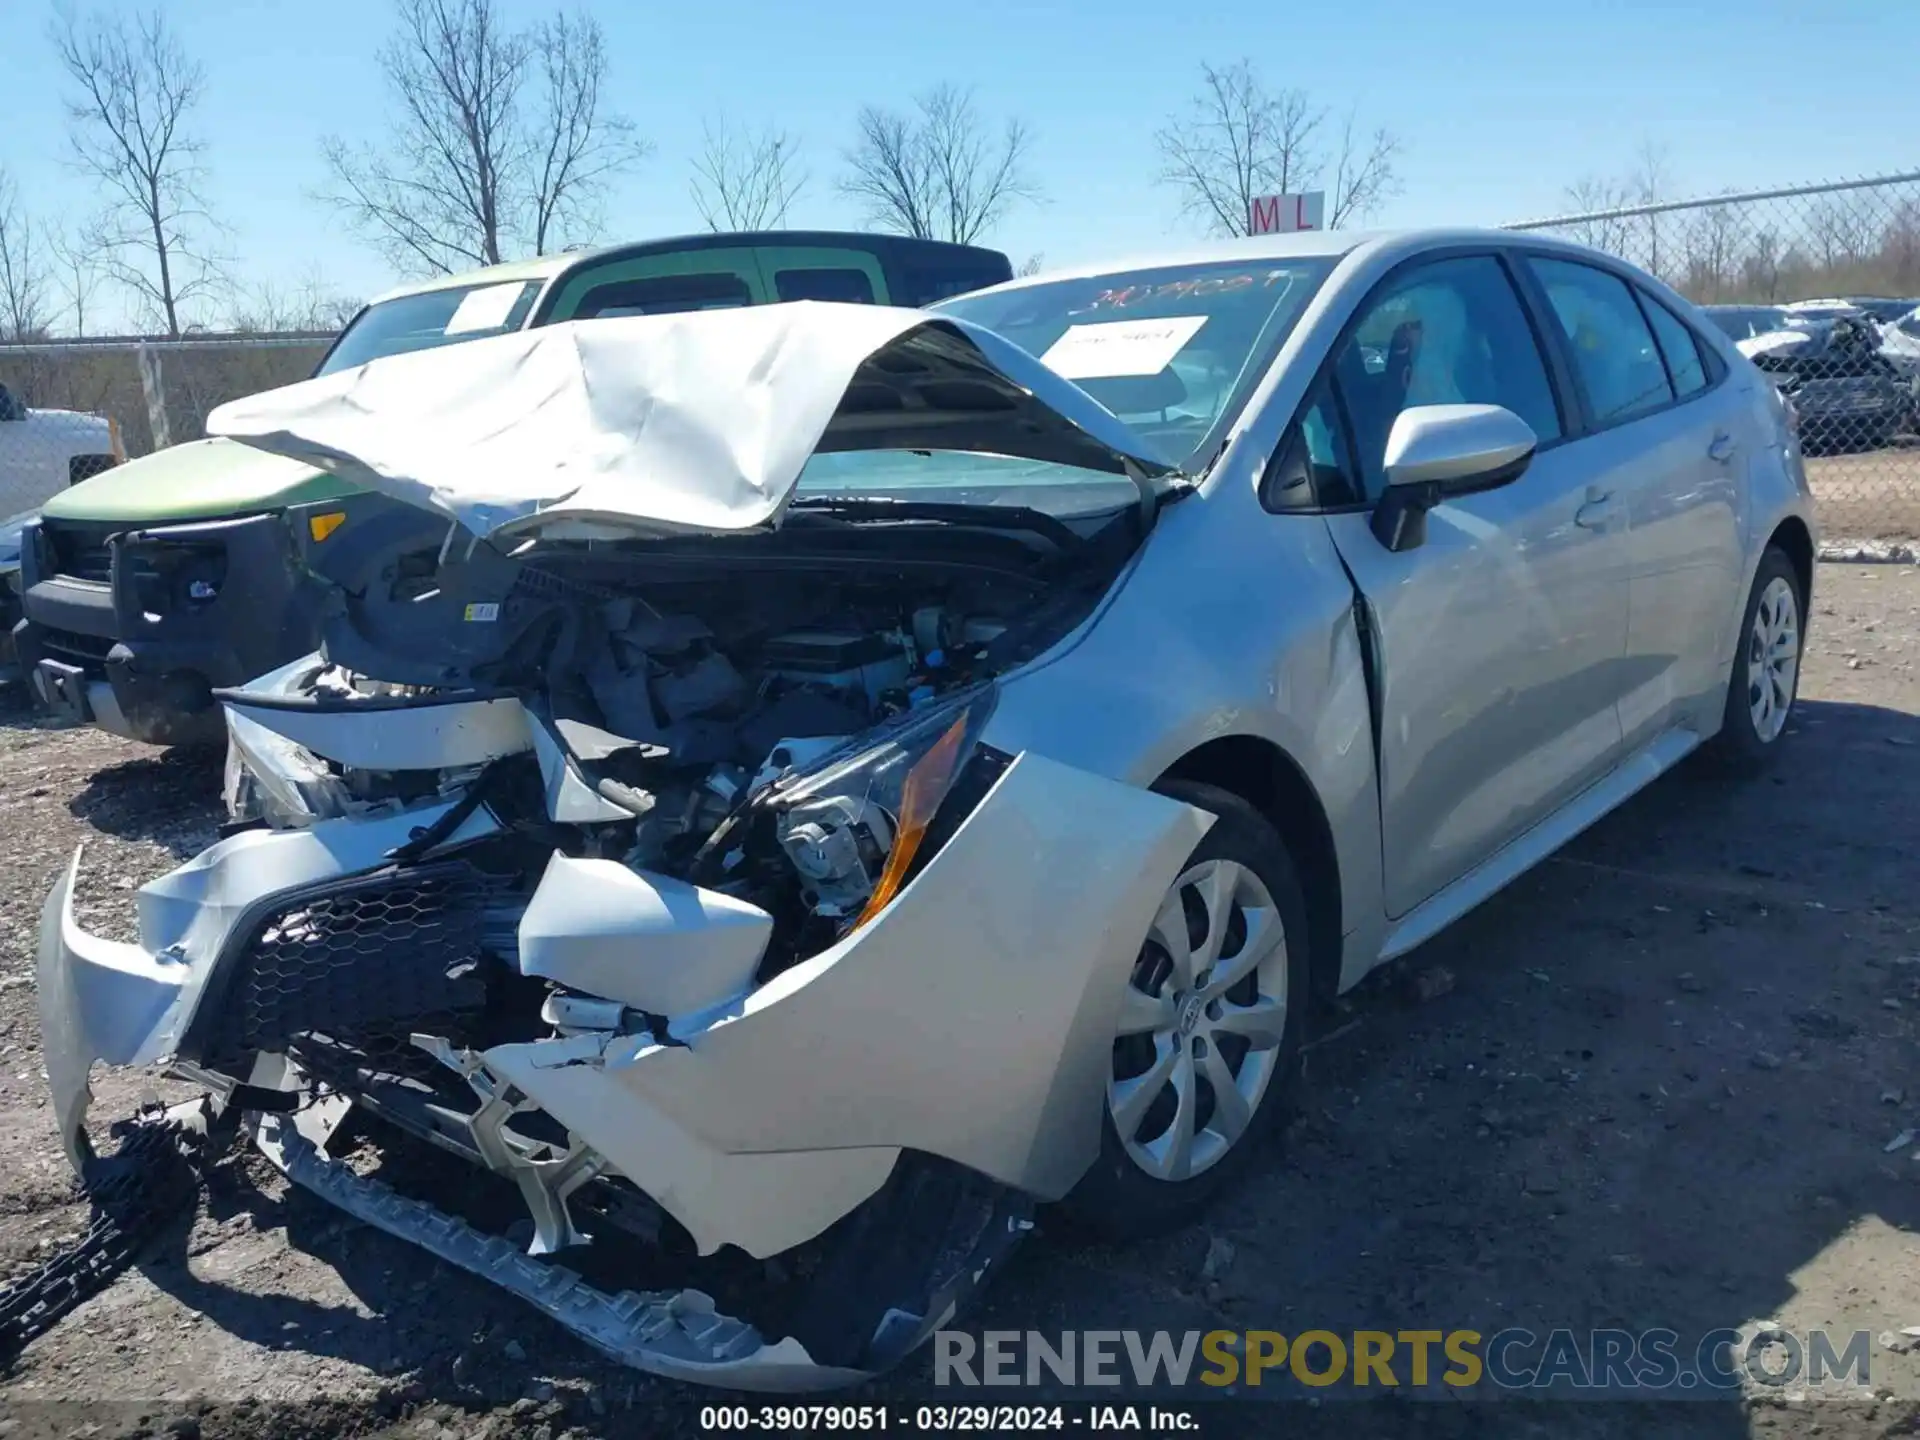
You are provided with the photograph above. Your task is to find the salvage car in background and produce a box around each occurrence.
[1736,313,1917,452]
[39,229,1813,1389]
[12,232,1012,746]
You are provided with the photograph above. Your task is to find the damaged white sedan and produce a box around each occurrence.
[38,229,1815,1389]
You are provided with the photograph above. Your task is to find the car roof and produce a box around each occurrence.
[369,230,1013,307]
[943,227,1661,301]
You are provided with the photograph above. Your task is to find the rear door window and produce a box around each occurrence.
[570,272,753,317]
[1529,258,1675,426]
[542,248,767,322]
[773,267,876,303]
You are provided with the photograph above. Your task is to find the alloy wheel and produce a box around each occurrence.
[1107,858,1289,1183]
[1747,574,1801,744]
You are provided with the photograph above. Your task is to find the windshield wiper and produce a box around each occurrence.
[785,495,1087,550]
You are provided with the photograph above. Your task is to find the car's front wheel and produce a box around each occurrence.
[1061,781,1309,1241]
[1710,545,1805,770]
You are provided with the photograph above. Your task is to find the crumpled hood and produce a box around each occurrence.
[206,301,1175,540]
[1737,329,1813,360]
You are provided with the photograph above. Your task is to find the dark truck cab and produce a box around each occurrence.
[15,231,1014,743]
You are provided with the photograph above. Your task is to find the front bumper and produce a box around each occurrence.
[36,752,1210,1385]
[17,512,318,744]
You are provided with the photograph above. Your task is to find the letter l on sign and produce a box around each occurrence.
[1248,191,1325,235]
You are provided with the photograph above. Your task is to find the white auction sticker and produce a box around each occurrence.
[1040,315,1207,380]
[444,283,527,335]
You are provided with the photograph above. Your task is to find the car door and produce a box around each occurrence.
[1317,253,1632,918]
[1523,257,1747,751]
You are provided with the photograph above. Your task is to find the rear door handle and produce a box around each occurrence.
[1575,487,1615,531]
[1708,432,1738,464]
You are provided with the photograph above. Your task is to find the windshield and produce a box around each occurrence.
[934,257,1335,470]
[317,279,544,375]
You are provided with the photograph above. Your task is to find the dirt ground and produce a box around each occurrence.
[0,564,1917,1440]
[1806,446,1920,543]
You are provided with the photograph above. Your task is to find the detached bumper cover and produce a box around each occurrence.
[36,797,502,1169]
[36,751,1211,1382]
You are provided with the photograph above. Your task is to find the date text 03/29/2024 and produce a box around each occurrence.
[697,1405,1199,1431]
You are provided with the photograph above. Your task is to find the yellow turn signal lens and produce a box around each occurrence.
[308,511,347,542]
[853,713,970,930]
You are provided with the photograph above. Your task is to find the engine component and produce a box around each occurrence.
[761,629,910,706]
[777,794,895,914]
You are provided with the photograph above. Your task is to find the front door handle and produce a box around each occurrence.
[1575,487,1615,532]
[1708,432,1738,464]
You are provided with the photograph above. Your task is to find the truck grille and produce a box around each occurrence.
[35,626,114,671]
[41,519,122,585]
[201,862,507,1068]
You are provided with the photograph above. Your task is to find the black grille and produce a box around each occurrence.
[36,626,114,670]
[42,520,121,584]
[202,863,502,1067]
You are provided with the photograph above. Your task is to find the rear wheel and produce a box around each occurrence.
[1061,782,1310,1241]
[1709,546,1804,771]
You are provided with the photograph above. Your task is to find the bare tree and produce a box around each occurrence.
[839,84,1039,244]
[1155,60,1401,236]
[526,11,643,254]
[52,5,224,337]
[227,267,363,333]
[49,231,105,337]
[1627,141,1673,280]
[321,0,646,275]
[0,168,53,340]
[1680,202,1747,303]
[1326,107,1402,228]
[690,118,805,231]
[1556,175,1635,256]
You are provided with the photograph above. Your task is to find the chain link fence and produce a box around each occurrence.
[1505,170,1920,549]
[0,334,332,516]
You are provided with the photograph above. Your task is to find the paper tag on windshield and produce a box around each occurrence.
[444,283,526,335]
[1040,316,1207,379]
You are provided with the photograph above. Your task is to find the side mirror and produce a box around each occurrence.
[1370,403,1537,552]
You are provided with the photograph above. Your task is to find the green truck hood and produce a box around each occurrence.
[40,437,362,523]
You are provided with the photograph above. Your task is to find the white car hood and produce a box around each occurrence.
[1737,329,1810,360]
[206,301,1174,539]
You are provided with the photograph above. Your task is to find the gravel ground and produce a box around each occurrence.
[1,564,1918,1440]
[1805,447,1920,543]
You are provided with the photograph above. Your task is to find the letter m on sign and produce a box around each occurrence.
[1248,191,1325,235]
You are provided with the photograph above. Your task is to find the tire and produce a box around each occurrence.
[1060,780,1311,1242]
[1708,546,1805,772]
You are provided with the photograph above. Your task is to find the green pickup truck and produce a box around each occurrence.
[14,231,1012,743]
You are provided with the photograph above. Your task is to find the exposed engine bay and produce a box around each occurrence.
[150,493,1171,1380]
[44,306,1215,1388]
[227,495,1141,963]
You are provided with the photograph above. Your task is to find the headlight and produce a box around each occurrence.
[767,686,1003,927]
[224,707,353,828]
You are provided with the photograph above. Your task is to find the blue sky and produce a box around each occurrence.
[4,0,1917,330]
